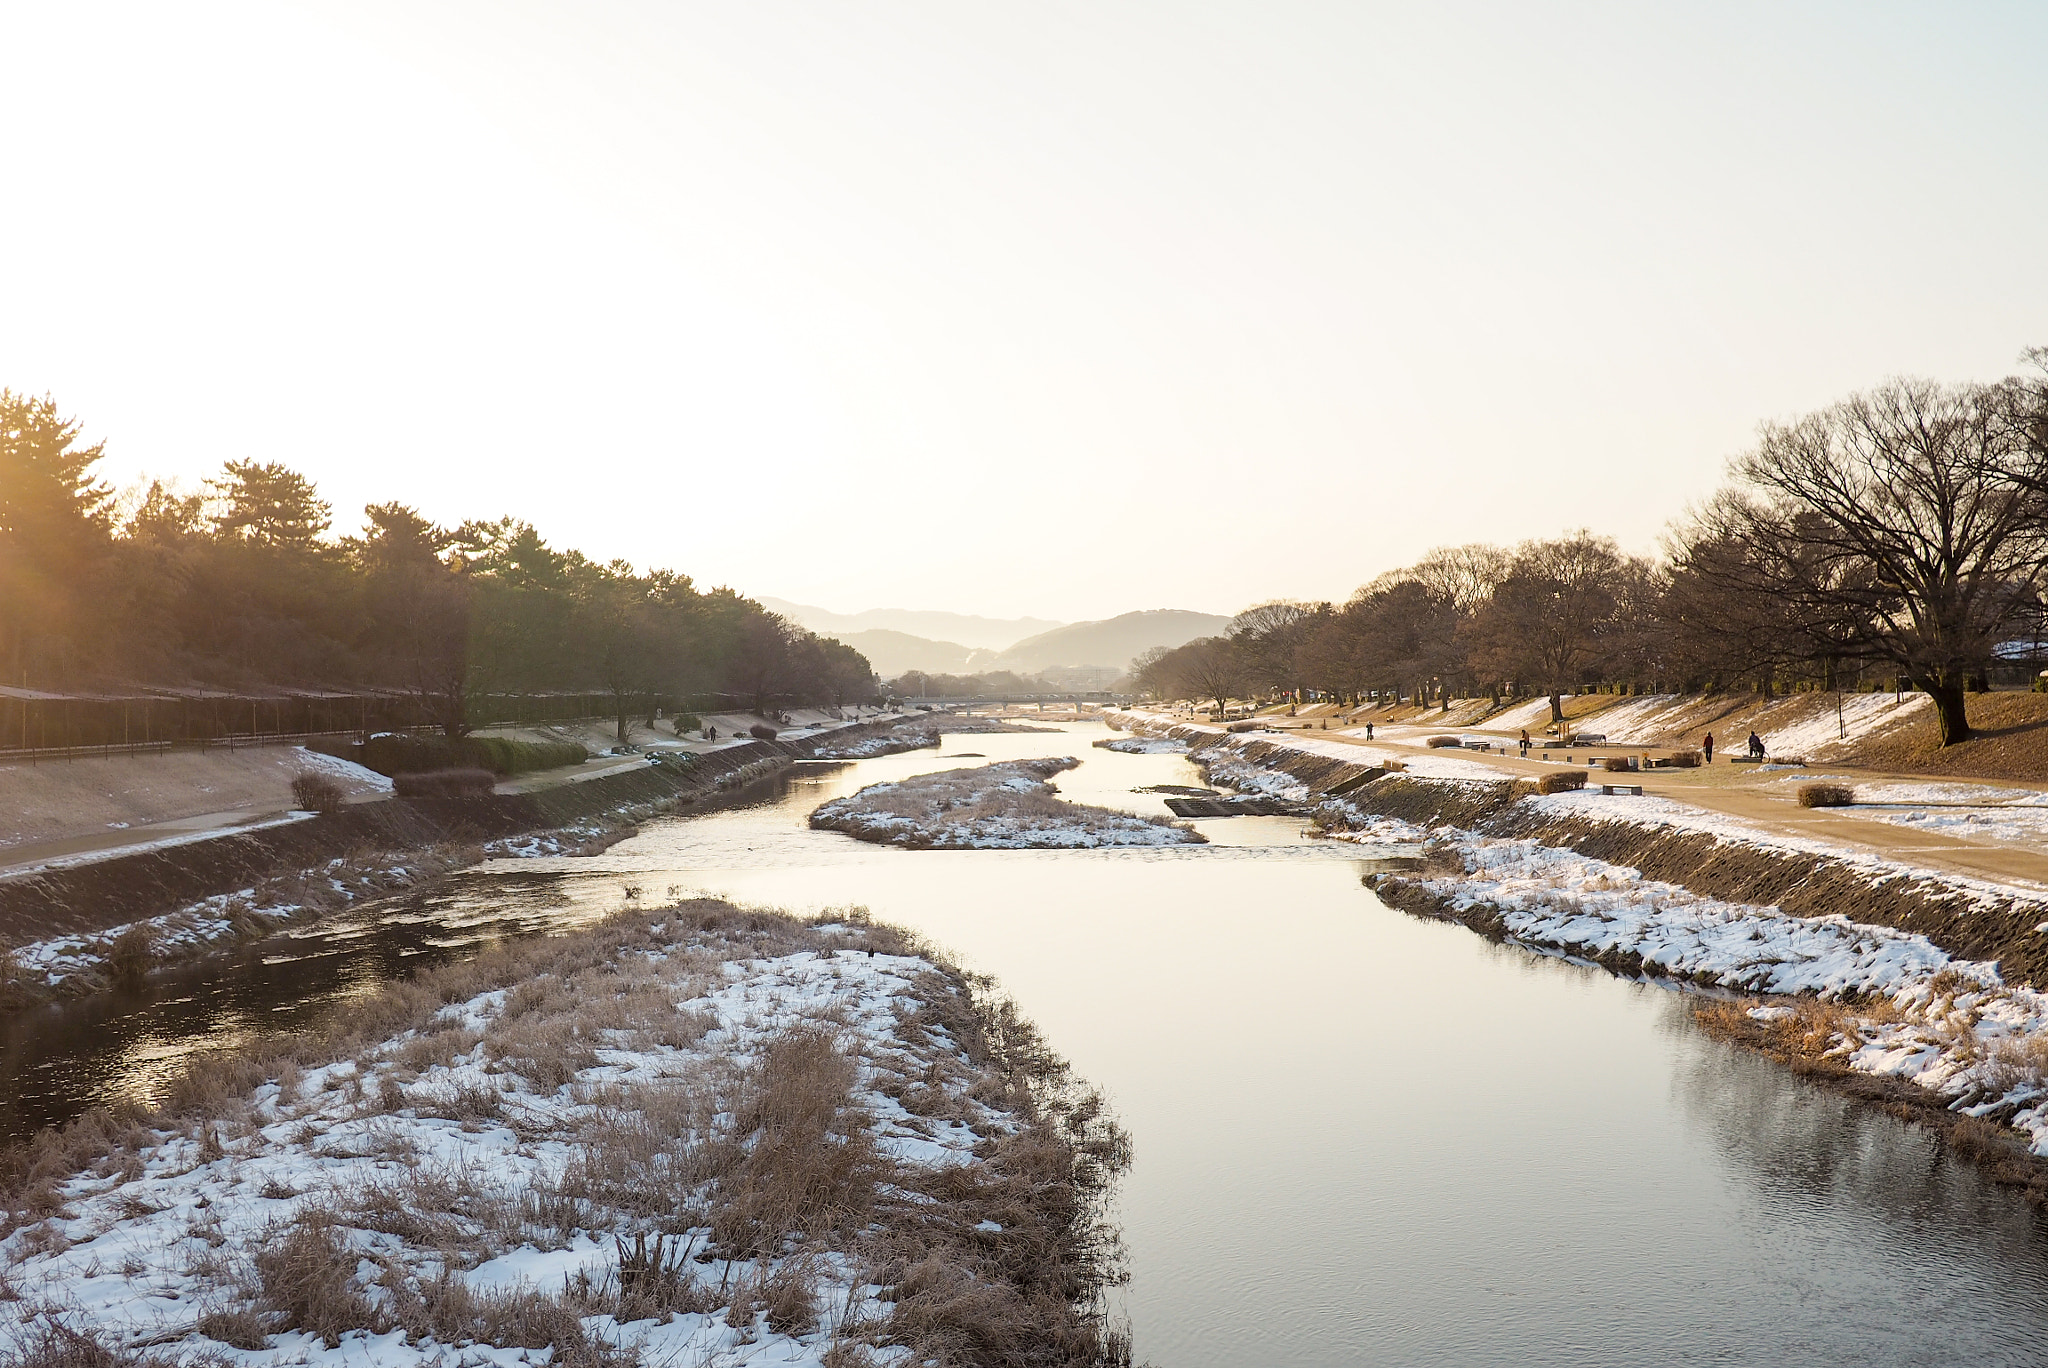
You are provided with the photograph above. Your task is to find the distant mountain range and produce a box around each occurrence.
[828,629,980,676]
[769,601,1233,679]
[759,599,1062,652]
[990,609,1232,674]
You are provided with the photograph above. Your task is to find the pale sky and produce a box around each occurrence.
[5,2,2044,623]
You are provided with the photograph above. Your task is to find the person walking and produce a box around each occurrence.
[1702,732,1714,764]
[1366,721,1374,740]
[1519,728,1531,758]
[1748,731,1765,760]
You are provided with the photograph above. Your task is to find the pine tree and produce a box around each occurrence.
[0,391,113,678]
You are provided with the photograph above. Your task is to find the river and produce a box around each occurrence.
[7,718,2048,1364]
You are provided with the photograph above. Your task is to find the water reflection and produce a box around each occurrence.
[6,721,2048,1364]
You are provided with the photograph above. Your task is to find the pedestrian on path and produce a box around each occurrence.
[1519,729,1531,758]
[1366,722,1374,739]
[1702,732,1714,764]
[1748,732,1765,760]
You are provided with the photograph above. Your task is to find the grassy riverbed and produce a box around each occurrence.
[0,901,1130,1367]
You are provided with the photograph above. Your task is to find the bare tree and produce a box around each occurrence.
[1711,377,2045,745]
[1470,531,1637,724]
[1128,645,1173,696]
[1227,600,1316,695]
[1150,636,1245,717]
[1408,543,1509,614]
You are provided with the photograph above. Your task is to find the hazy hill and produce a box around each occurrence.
[830,629,979,678]
[994,609,1232,672]
[760,598,1062,652]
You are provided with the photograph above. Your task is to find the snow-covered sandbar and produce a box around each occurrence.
[810,758,1205,849]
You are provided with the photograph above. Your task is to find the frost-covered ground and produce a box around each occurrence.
[811,758,1203,849]
[1320,804,2048,1153]
[0,905,1127,1367]
[805,729,938,760]
[1093,736,1187,755]
[1863,802,2048,847]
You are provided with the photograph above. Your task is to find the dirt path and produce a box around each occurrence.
[1254,719,2048,892]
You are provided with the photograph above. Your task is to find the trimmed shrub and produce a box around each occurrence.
[749,723,779,741]
[460,736,586,775]
[1602,756,1632,773]
[354,734,585,778]
[393,768,497,798]
[1425,735,1461,748]
[670,712,702,734]
[1667,751,1701,768]
[290,774,347,813]
[1537,770,1586,794]
[1798,782,1853,808]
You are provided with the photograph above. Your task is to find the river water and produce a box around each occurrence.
[8,719,2048,1364]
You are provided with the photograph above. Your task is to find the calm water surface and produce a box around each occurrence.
[7,719,2048,1364]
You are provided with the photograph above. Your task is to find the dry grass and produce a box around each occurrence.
[252,1211,384,1346]
[3,900,1131,1365]
[1693,993,2048,1203]
[1838,690,2048,781]
[1,1317,217,1367]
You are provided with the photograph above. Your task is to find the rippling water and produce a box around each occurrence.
[8,720,2048,1364]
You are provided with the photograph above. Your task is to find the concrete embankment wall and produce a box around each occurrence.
[0,740,798,945]
[1108,709,2048,989]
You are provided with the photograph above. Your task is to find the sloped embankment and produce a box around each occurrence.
[0,742,792,946]
[1109,709,2048,985]
[1484,808,2048,988]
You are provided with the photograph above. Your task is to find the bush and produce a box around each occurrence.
[1537,771,1586,794]
[1667,751,1700,768]
[749,723,779,740]
[354,734,585,778]
[393,768,497,798]
[670,712,701,734]
[1798,782,1853,808]
[1602,756,1632,773]
[291,774,347,813]
[1425,735,1461,748]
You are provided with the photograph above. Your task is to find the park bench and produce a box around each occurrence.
[1599,783,1644,796]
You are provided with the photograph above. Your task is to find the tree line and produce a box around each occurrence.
[0,393,878,738]
[1138,353,2048,747]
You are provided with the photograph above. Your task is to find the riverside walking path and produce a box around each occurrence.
[1224,712,2048,894]
[0,708,917,880]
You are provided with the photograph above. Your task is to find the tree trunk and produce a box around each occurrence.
[1548,691,1564,724]
[1926,677,1973,746]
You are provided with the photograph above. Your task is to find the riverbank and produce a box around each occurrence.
[811,757,1204,849]
[0,900,1130,1367]
[0,714,967,1012]
[1108,707,2048,1183]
